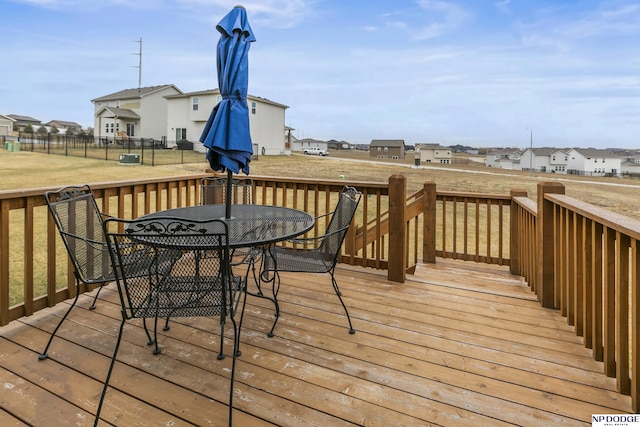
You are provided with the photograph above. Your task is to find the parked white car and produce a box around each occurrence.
[303,147,328,156]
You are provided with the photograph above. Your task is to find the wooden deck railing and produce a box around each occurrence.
[2,175,640,411]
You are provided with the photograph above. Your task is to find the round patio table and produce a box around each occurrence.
[140,204,315,249]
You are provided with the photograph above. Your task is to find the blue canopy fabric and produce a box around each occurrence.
[200,6,256,175]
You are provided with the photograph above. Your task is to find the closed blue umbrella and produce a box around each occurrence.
[200,5,255,218]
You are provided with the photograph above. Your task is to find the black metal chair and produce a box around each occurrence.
[96,216,248,426]
[260,186,362,336]
[201,175,261,272]
[201,176,253,206]
[39,185,114,360]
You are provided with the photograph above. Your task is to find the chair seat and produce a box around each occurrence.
[264,246,332,274]
[128,275,245,319]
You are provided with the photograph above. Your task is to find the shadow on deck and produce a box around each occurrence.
[0,259,630,426]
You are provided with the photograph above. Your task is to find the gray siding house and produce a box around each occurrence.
[370,139,405,160]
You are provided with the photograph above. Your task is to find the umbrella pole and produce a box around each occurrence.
[225,169,232,219]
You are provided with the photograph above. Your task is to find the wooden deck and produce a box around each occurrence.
[0,259,631,426]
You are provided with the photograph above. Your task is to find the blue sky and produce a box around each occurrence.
[2,0,640,149]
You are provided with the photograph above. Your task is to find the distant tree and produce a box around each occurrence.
[86,127,94,137]
[67,126,78,136]
[50,125,59,134]
[23,124,34,133]
[37,125,47,135]
[77,128,86,137]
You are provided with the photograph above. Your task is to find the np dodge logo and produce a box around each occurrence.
[592,414,640,427]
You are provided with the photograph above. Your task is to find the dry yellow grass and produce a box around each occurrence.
[2,148,639,220]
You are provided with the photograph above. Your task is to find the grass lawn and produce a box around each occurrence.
[2,148,639,220]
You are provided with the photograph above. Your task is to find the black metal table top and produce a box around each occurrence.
[140,205,315,248]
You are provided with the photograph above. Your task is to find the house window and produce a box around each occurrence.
[115,101,120,108]
[126,123,135,137]
[105,123,109,133]
[176,128,187,141]
[192,97,199,111]
[384,147,388,152]
[377,147,381,152]
[251,102,256,114]
[109,123,114,133]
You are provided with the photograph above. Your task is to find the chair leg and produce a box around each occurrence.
[94,318,126,427]
[267,271,281,338]
[152,315,161,355]
[217,318,226,360]
[89,284,104,310]
[330,273,356,334]
[228,284,248,427]
[39,280,82,360]
[142,318,154,346]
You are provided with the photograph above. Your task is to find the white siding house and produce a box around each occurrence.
[293,138,328,152]
[484,149,521,169]
[0,114,15,136]
[92,85,182,142]
[416,144,452,164]
[566,148,622,176]
[519,148,559,173]
[547,149,569,174]
[165,89,289,155]
[621,156,640,176]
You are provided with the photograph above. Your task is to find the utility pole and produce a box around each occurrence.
[131,37,142,89]
[529,128,533,178]
[527,127,533,178]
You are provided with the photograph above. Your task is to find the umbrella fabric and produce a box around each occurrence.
[200,6,256,174]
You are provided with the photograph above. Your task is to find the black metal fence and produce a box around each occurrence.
[13,132,205,166]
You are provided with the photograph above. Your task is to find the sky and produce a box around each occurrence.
[1,0,640,149]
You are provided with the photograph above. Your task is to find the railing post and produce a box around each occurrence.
[509,189,527,275]
[537,182,564,308]
[423,182,436,264]
[388,174,406,283]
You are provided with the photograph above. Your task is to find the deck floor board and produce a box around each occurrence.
[0,259,630,426]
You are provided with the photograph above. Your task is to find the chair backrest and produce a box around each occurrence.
[319,186,362,263]
[201,177,253,205]
[45,185,112,285]
[103,216,233,319]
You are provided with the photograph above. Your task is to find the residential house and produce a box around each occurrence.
[566,148,622,176]
[518,148,563,173]
[621,156,640,177]
[416,143,452,164]
[0,114,16,136]
[327,139,351,150]
[92,85,182,142]
[293,138,328,153]
[548,149,570,174]
[484,149,521,169]
[7,114,41,131]
[369,140,405,160]
[45,120,83,134]
[165,89,289,155]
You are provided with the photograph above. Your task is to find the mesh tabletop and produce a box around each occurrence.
[141,205,315,248]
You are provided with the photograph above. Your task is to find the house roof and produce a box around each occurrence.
[96,107,141,120]
[92,84,182,102]
[415,143,448,150]
[7,114,41,123]
[571,148,621,159]
[370,139,405,148]
[0,114,16,122]
[165,89,289,109]
[46,120,82,128]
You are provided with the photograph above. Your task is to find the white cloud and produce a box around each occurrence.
[412,0,471,40]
